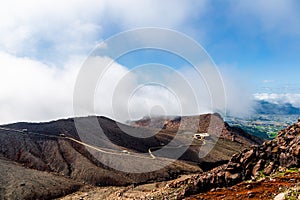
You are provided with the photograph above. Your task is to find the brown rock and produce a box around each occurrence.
[259,152,266,158]
[294,146,300,156]
[272,146,279,153]
[226,162,241,172]
[230,153,241,163]
[225,171,240,182]
[241,149,255,164]
[286,135,295,140]
[279,146,287,150]
[264,162,274,175]
[248,191,255,198]
[280,152,287,161]
[266,146,272,154]
[246,184,252,189]
[252,159,264,177]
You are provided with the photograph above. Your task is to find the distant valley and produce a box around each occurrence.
[226,100,300,140]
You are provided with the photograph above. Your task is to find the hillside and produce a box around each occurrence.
[131,113,263,145]
[0,114,262,199]
[0,156,82,200]
[62,118,300,200]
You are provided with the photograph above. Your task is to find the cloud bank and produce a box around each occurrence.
[0,50,254,124]
[254,93,300,108]
[0,51,81,123]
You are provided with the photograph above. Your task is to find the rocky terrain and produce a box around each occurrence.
[187,170,300,200]
[131,118,300,199]
[0,113,262,199]
[59,118,300,200]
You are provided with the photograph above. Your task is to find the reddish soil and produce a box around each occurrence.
[188,172,300,200]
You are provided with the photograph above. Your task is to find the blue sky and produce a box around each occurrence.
[0,0,300,123]
[117,1,300,94]
[190,1,300,94]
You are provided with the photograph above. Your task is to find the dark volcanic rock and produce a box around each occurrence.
[0,116,202,188]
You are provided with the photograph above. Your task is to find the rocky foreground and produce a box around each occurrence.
[188,170,300,200]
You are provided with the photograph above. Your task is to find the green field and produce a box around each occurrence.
[226,114,299,140]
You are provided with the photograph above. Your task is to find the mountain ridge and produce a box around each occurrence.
[0,113,263,199]
[255,100,300,115]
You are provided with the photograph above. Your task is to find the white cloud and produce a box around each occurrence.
[93,61,254,122]
[218,66,255,116]
[105,0,206,28]
[113,84,183,121]
[0,51,83,123]
[92,58,214,122]
[0,0,204,62]
[0,51,251,124]
[263,80,275,83]
[254,93,300,108]
[0,0,105,59]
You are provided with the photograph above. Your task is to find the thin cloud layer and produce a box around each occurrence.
[254,93,300,108]
[229,0,300,37]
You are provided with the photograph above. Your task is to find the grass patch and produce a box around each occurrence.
[286,168,299,173]
[254,170,267,181]
[272,168,299,178]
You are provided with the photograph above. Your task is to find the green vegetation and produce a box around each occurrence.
[256,170,267,181]
[273,168,299,178]
[286,168,299,173]
[267,131,278,139]
[254,168,299,181]
[226,114,299,140]
[237,125,270,140]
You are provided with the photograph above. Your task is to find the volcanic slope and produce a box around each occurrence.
[61,118,300,200]
[0,156,82,200]
[0,114,262,199]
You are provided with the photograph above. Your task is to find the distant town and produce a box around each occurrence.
[226,114,300,139]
